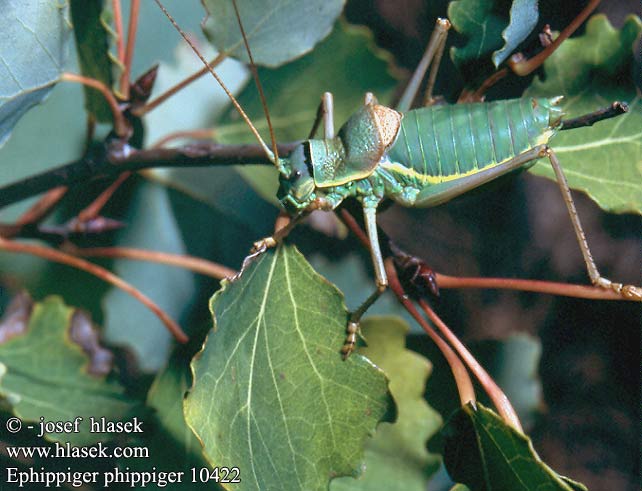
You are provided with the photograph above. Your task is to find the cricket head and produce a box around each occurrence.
[277,143,317,213]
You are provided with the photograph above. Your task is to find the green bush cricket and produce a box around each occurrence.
[156,1,642,358]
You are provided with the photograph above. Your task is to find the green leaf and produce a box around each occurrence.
[103,181,196,372]
[0,0,72,148]
[526,14,642,214]
[492,0,539,67]
[443,402,587,491]
[69,0,119,122]
[330,317,442,491]
[0,295,134,445]
[448,0,510,83]
[202,0,346,67]
[216,21,399,203]
[184,244,392,491]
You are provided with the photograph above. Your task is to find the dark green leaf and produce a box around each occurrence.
[184,244,392,491]
[492,0,539,67]
[202,0,346,67]
[526,14,642,214]
[448,0,509,83]
[69,0,119,122]
[0,295,134,445]
[0,0,72,148]
[444,402,587,491]
[331,317,442,491]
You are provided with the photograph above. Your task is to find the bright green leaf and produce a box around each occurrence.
[492,0,539,67]
[216,21,399,203]
[526,14,642,214]
[69,0,118,122]
[184,244,392,491]
[331,317,442,491]
[0,295,134,445]
[0,0,72,148]
[202,0,345,67]
[443,402,587,491]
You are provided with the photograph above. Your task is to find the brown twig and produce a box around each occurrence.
[0,237,187,343]
[77,172,132,222]
[111,0,125,64]
[133,54,227,117]
[151,129,217,149]
[70,246,236,279]
[509,0,602,76]
[61,73,128,137]
[119,0,140,99]
[385,259,476,406]
[417,298,523,432]
[16,187,68,226]
[434,273,633,301]
[0,142,296,209]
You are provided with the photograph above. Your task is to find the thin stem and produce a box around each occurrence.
[70,246,236,279]
[133,54,227,117]
[111,0,125,64]
[151,129,217,149]
[462,68,508,103]
[418,298,523,432]
[119,0,140,99]
[77,172,131,222]
[16,187,68,226]
[509,0,601,76]
[0,237,187,343]
[384,259,476,406]
[434,273,632,301]
[338,208,632,302]
[61,73,128,137]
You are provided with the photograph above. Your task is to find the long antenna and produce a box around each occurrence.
[231,0,279,163]
[153,0,276,164]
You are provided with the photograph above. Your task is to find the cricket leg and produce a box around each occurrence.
[396,17,451,112]
[546,147,641,300]
[308,92,335,139]
[342,204,388,359]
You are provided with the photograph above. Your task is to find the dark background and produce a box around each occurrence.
[339,1,641,489]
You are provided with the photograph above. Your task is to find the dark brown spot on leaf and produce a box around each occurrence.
[0,291,33,343]
[69,311,114,376]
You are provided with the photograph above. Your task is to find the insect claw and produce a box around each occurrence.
[620,284,642,301]
[231,237,278,281]
[341,321,359,360]
[594,277,642,301]
[251,237,277,255]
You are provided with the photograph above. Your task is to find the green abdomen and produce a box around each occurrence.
[387,98,559,180]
